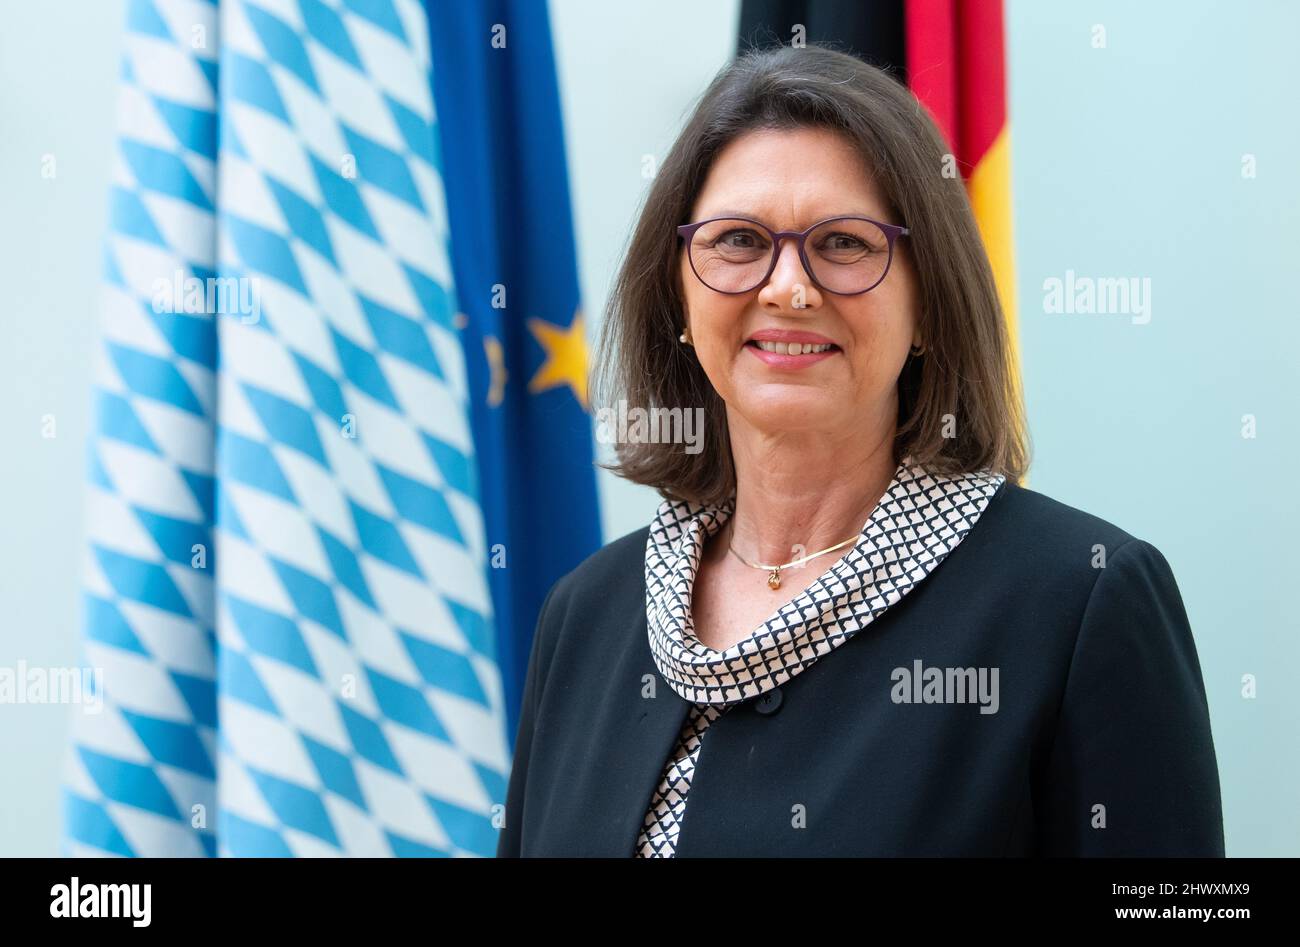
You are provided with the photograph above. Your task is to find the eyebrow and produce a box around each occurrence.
[697,209,883,225]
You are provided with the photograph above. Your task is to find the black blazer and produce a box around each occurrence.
[497,479,1225,857]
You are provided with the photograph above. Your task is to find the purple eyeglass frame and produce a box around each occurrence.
[676,214,910,296]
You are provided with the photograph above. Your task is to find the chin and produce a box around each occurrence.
[734,388,840,430]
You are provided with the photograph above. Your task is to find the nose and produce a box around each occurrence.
[758,237,823,310]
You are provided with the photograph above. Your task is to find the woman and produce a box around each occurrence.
[497,44,1224,857]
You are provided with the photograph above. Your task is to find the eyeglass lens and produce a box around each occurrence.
[686,217,893,294]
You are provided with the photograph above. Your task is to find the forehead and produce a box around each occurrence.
[690,126,887,224]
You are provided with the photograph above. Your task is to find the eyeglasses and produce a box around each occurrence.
[676,215,910,296]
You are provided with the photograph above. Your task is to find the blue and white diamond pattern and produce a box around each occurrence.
[64,0,505,857]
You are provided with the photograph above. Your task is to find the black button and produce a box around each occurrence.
[754,687,783,715]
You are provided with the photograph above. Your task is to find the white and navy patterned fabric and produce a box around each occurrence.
[636,460,1006,857]
[64,0,504,857]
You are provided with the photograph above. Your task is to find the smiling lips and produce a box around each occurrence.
[752,339,835,354]
[745,330,840,368]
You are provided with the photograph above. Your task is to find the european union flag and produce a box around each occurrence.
[425,0,602,743]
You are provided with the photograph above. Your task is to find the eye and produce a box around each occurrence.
[820,232,871,252]
[713,228,767,250]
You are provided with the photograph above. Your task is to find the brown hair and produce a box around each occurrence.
[592,43,1030,505]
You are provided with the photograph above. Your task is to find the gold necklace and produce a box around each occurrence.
[727,523,861,590]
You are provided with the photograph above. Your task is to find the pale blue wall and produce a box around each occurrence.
[1,0,1294,856]
[1005,0,1300,856]
[0,0,127,856]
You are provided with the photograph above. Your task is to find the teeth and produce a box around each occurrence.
[754,340,834,354]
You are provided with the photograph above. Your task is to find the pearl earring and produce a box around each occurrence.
[679,326,693,345]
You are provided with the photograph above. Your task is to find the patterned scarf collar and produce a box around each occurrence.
[644,460,1007,706]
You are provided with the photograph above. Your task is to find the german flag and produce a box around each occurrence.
[739,0,1020,390]
[904,0,1018,376]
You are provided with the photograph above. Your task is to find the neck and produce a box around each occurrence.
[716,407,901,568]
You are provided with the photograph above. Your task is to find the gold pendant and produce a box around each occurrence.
[767,568,781,590]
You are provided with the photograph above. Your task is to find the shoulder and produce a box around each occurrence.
[938,477,1188,636]
[975,479,1195,669]
[974,478,1144,573]
[554,523,649,597]
[538,523,650,630]
[521,524,650,700]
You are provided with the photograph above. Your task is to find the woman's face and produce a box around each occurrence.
[680,126,921,440]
